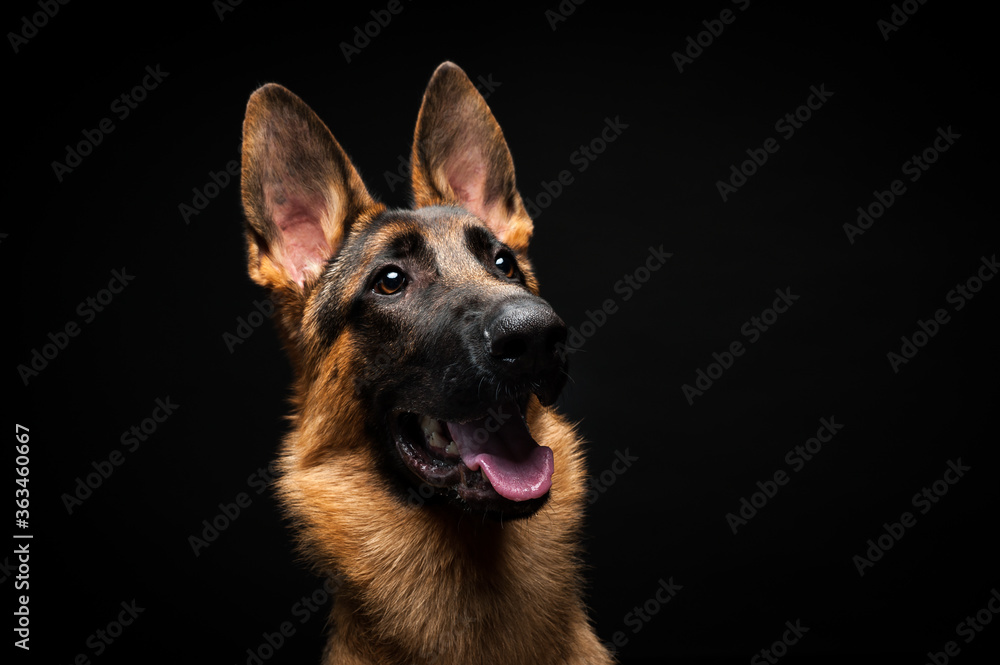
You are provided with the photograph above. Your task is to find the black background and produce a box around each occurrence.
[9,1,998,663]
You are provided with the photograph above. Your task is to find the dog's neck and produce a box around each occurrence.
[323,513,595,664]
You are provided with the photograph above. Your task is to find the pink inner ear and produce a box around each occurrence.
[445,152,500,231]
[269,188,331,286]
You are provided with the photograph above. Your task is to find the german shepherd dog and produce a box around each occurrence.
[239,61,613,664]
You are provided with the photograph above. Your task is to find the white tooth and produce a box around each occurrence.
[428,431,449,450]
[446,441,459,456]
[421,415,443,437]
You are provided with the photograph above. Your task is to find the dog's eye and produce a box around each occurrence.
[495,251,517,279]
[374,268,406,295]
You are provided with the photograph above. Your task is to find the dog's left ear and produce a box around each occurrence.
[411,62,533,252]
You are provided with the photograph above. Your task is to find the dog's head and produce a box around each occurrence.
[239,62,567,518]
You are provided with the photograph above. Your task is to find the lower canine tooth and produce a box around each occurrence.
[446,441,459,456]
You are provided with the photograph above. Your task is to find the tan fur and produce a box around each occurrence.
[239,62,613,664]
[279,353,610,663]
[411,62,534,253]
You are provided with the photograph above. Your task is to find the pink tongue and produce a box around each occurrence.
[446,404,553,501]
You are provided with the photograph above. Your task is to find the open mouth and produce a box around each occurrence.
[392,400,554,513]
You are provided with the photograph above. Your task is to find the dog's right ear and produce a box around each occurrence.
[241,83,379,292]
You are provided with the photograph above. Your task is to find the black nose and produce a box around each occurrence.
[484,298,567,399]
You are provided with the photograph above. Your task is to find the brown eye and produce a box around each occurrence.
[495,251,517,279]
[374,268,406,295]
